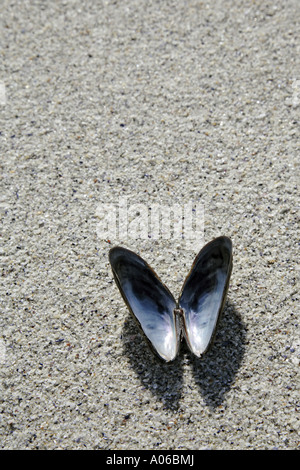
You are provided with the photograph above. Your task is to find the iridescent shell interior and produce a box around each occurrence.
[109,236,232,362]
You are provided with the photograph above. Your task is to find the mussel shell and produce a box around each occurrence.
[109,236,232,362]
[179,236,232,357]
[109,247,180,362]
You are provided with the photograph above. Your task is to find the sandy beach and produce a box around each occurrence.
[0,0,299,449]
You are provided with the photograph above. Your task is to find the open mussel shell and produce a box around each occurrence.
[109,236,232,362]
[109,247,180,362]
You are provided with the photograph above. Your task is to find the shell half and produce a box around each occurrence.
[179,236,232,357]
[109,247,180,361]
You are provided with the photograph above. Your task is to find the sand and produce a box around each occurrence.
[0,0,299,449]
